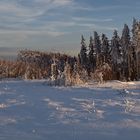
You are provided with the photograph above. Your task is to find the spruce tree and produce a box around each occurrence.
[121,24,131,80]
[88,36,96,72]
[93,31,101,66]
[111,30,122,79]
[132,18,137,41]
[94,31,101,54]
[80,35,88,69]
[101,34,110,63]
[132,18,138,80]
[121,24,130,51]
[111,30,122,61]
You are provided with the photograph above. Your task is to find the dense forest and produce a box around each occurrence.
[0,18,140,85]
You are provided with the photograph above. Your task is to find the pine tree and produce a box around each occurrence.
[121,24,131,80]
[132,18,137,41]
[132,18,140,80]
[93,31,101,66]
[88,36,96,72]
[80,35,88,69]
[111,30,122,60]
[94,31,101,54]
[111,30,122,79]
[89,36,94,52]
[121,24,130,51]
[101,34,110,63]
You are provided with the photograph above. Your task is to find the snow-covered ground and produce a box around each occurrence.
[0,79,140,140]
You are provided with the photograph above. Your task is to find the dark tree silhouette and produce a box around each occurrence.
[88,36,96,72]
[101,33,110,63]
[79,35,88,69]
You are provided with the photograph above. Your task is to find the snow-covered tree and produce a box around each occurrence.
[132,18,137,42]
[132,18,140,80]
[121,24,131,80]
[121,24,130,50]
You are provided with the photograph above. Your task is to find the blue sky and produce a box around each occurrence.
[0,0,140,54]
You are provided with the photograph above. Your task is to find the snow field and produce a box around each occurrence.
[0,80,140,140]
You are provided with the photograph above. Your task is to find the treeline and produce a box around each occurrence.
[0,50,77,80]
[0,19,139,83]
[78,19,139,81]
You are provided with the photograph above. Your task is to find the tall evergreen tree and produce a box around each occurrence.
[89,36,94,51]
[101,34,110,63]
[121,24,130,51]
[131,18,138,80]
[111,30,122,79]
[93,31,101,66]
[111,30,122,61]
[88,36,96,72]
[94,31,101,54]
[132,18,137,40]
[121,24,131,80]
[80,35,88,69]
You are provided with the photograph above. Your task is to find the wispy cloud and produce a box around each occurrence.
[53,0,73,6]
[72,17,113,22]
[0,2,44,18]
[0,0,74,22]
[0,0,135,51]
[0,29,66,38]
[68,3,130,12]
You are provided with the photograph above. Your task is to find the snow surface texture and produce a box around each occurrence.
[0,80,140,140]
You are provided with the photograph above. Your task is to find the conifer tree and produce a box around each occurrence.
[101,34,110,63]
[132,18,139,80]
[111,30,122,61]
[121,24,131,80]
[93,31,101,66]
[94,31,101,54]
[80,35,88,69]
[111,30,122,79]
[88,36,96,72]
[121,24,130,52]
[132,18,137,41]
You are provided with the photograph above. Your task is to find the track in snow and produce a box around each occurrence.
[0,80,140,140]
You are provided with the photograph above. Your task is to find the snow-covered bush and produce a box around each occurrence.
[92,63,112,83]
